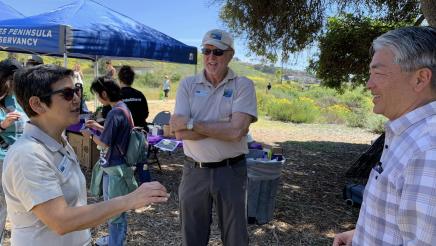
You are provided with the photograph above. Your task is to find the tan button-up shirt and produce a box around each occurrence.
[2,123,91,246]
[174,69,257,162]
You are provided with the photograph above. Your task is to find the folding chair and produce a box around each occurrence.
[152,110,171,125]
[147,111,171,171]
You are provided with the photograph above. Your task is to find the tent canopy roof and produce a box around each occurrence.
[0,1,24,20]
[0,0,197,64]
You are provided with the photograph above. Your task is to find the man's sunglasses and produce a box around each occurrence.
[41,86,82,101]
[201,48,231,56]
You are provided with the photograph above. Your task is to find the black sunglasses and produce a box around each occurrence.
[201,48,231,56]
[41,85,82,101]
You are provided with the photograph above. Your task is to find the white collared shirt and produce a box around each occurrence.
[174,69,258,162]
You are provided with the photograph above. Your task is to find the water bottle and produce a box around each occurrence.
[6,105,24,139]
[15,117,24,138]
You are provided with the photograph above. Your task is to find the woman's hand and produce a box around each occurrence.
[80,129,92,139]
[1,112,21,129]
[84,120,103,131]
[125,181,169,209]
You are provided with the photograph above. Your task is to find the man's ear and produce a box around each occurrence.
[29,96,47,115]
[414,67,432,92]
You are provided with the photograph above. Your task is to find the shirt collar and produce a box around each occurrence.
[23,122,64,153]
[197,68,237,86]
[386,101,436,136]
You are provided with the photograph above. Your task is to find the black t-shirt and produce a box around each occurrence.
[120,87,149,128]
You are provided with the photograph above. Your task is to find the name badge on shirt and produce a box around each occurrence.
[223,89,233,98]
[195,90,208,97]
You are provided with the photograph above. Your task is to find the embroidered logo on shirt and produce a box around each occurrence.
[58,155,70,173]
[223,89,233,98]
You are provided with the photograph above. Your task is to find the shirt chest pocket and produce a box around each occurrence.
[218,89,233,120]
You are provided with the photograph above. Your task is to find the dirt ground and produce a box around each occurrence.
[3,99,378,245]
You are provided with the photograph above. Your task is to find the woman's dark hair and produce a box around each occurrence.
[13,64,74,117]
[0,76,10,101]
[0,58,23,104]
[90,76,122,102]
[118,65,135,86]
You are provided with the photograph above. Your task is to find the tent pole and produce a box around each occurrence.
[94,58,99,77]
[63,53,67,68]
[93,58,99,112]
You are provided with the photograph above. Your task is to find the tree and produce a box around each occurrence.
[216,0,434,64]
[421,0,436,26]
[309,14,410,89]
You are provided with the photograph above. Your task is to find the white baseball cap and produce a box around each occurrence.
[26,54,43,65]
[202,29,234,50]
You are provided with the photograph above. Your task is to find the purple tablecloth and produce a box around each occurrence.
[66,122,99,135]
[66,122,83,133]
[148,135,163,145]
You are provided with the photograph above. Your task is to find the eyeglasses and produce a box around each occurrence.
[201,48,231,56]
[41,86,82,101]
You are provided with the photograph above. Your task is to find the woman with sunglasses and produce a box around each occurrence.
[2,65,168,246]
[0,58,29,245]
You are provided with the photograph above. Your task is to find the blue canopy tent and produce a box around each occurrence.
[0,1,24,20]
[0,0,197,65]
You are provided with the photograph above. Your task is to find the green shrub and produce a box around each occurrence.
[345,108,370,128]
[367,114,387,134]
[322,104,351,124]
[266,97,320,123]
[340,86,370,109]
[136,73,161,88]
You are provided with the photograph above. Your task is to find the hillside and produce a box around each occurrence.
[0,51,310,90]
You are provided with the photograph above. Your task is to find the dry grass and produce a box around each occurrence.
[2,99,377,246]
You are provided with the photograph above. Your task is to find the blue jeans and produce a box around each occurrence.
[103,173,127,246]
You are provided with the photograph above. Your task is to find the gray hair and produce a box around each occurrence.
[371,26,436,87]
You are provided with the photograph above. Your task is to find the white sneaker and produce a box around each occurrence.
[95,235,109,246]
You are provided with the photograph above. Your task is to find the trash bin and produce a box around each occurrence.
[246,149,285,225]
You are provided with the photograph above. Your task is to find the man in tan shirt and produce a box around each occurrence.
[171,29,257,246]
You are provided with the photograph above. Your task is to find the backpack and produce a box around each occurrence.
[342,183,365,207]
[115,107,148,167]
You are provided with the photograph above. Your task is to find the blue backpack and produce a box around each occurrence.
[116,107,148,167]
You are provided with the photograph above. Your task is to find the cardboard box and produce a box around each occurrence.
[163,124,175,138]
[67,132,99,169]
[272,147,283,155]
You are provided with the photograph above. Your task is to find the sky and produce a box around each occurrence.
[1,0,311,70]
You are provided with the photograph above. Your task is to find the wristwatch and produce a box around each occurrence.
[187,118,194,130]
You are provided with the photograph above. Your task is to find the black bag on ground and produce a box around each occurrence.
[343,184,365,207]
